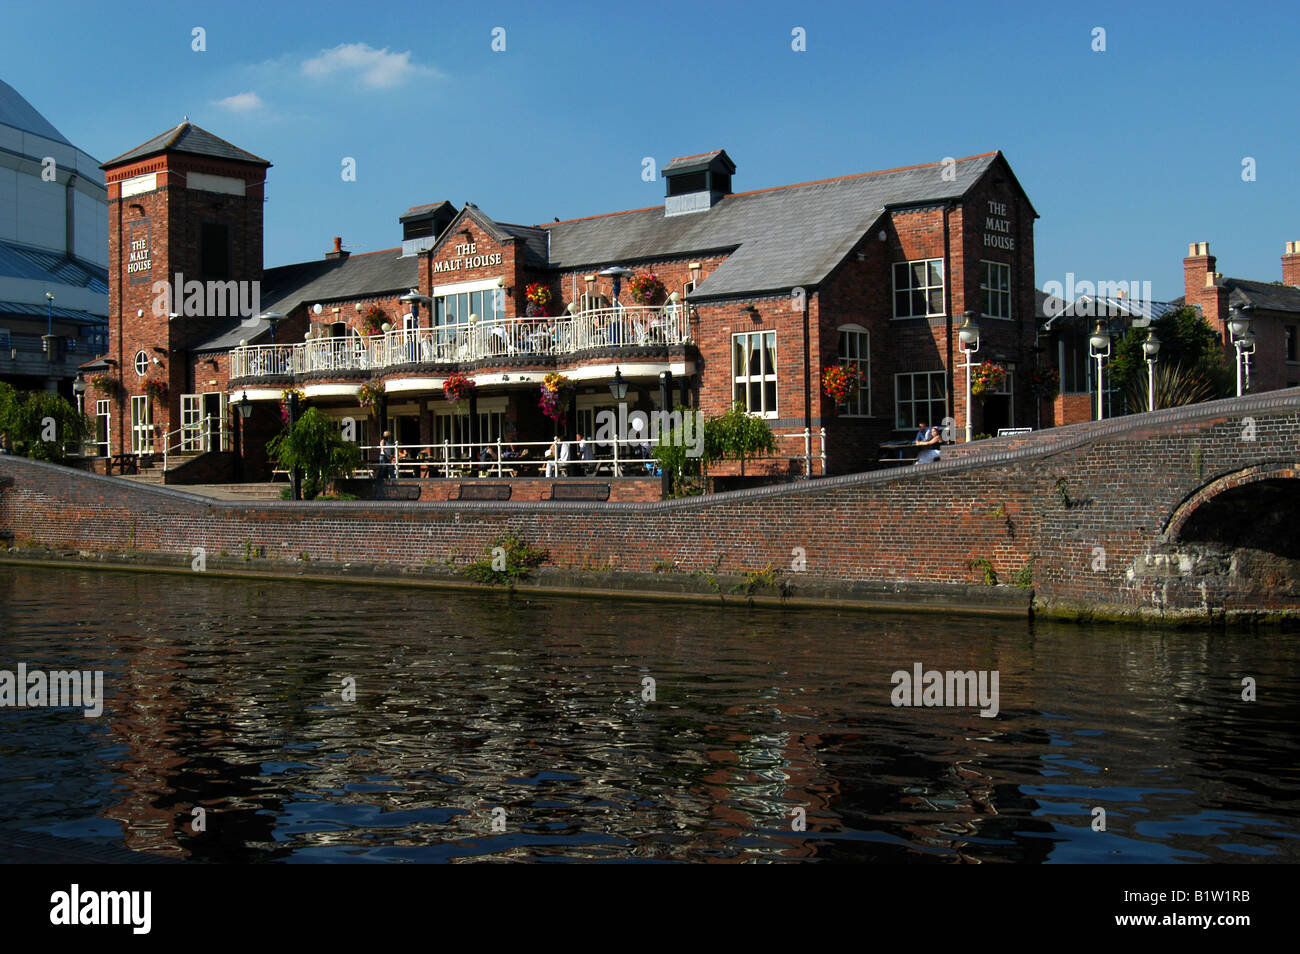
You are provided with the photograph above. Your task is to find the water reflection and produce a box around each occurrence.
[0,566,1296,863]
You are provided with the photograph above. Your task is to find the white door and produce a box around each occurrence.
[131,395,153,454]
[181,393,202,450]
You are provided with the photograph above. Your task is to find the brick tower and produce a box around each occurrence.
[97,121,270,457]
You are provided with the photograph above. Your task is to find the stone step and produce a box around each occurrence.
[179,483,286,501]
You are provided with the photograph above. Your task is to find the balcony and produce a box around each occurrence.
[229,304,692,382]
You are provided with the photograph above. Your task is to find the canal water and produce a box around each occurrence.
[0,564,1296,863]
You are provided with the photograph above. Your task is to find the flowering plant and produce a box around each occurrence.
[539,372,573,424]
[526,302,549,318]
[443,371,476,404]
[821,364,862,404]
[143,378,169,402]
[970,362,1007,399]
[358,379,386,413]
[1025,365,1060,399]
[628,272,666,305]
[526,283,552,306]
[279,387,305,425]
[89,373,118,394]
[362,305,388,336]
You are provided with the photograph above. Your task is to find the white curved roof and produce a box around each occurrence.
[0,78,70,144]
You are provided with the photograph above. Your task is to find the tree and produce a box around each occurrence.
[265,407,361,499]
[1109,306,1232,401]
[0,385,89,462]
[704,401,778,477]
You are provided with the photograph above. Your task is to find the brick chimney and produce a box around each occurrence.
[1184,241,1214,299]
[326,236,349,261]
[1283,241,1300,286]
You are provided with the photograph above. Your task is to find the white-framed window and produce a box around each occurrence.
[836,325,871,416]
[130,394,153,453]
[895,371,947,431]
[893,259,945,318]
[432,399,506,458]
[434,287,505,326]
[95,399,110,457]
[732,330,777,417]
[981,261,1012,319]
[133,350,149,376]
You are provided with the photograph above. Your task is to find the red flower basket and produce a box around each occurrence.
[821,365,862,404]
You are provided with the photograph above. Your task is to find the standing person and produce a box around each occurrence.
[581,433,596,475]
[377,431,395,478]
[558,435,572,476]
[543,437,560,477]
[915,425,942,464]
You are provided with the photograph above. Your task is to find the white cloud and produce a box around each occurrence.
[301,43,436,90]
[214,91,266,113]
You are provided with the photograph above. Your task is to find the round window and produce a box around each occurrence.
[134,350,149,376]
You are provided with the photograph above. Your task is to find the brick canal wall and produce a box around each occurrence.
[2,390,1298,622]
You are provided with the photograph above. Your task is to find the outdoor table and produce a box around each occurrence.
[879,440,917,464]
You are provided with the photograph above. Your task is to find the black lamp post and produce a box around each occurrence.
[658,369,673,497]
[287,390,302,500]
[236,390,253,482]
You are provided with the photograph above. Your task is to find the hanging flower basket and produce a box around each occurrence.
[821,364,862,404]
[358,379,386,416]
[143,378,169,403]
[1025,365,1060,400]
[89,373,119,395]
[539,372,573,424]
[970,362,1006,400]
[628,272,666,305]
[525,283,553,318]
[279,387,305,425]
[443,371,476,405]
[362,305,388,336]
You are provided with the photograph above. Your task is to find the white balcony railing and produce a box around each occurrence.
[229,304,691,380]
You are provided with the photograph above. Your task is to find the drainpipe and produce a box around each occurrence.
[943,202,955,432]
[802,289,812,474]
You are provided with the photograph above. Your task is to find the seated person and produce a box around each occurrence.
[915,425,942,464]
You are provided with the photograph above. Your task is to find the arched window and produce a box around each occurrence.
[836,324,870,416]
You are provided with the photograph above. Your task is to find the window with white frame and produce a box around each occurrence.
[981,261,1012,319]
[836,326,870,416]
[893,259,945,318]
[134,350,149,376]
[732,330,777,417]
[895,371,947,431]
[95,399,110,457]
[434,288,504,326]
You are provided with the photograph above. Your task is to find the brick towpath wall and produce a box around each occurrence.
[2,390,1298,622]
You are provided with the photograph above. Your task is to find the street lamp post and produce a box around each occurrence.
[1143,330,1161,411]
[609,367,628,476]
[958,312,980,443]
[1228,304,1255,396]
[1089,320,1112,420]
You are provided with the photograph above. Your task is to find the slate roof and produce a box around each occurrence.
[663,150,735,175]
[0,239,108,294]
[1168,278,1300,316]
[0,79,70,144]
[1040,293,1176,329]
[541,152,1016,298]
[192,248,416,351]
[101,121,271,169]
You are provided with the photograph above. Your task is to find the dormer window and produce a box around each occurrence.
[663,150,736,217]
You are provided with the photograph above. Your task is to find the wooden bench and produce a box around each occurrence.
[549,482,611,501]
[451,483,512,501]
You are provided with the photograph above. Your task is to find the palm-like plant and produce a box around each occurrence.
[1125,361,1217,412]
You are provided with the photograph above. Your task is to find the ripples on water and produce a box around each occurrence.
[0,565,1297,863]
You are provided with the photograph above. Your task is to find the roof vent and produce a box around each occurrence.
[663,150,735,217]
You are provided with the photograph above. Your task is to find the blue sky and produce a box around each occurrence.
[5,0,1298,299]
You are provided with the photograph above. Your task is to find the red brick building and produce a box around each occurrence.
[87,122,1040,484]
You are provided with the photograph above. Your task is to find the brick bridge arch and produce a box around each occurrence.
[1162,465,1300,549]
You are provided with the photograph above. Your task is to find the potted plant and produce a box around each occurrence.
[362,305,387,336]
[358,379,385,419]
[628,272,667,306]
[443,371,476,408]
[525,282,553,318]
[970,362,1007,400]
[279,387,305,426]
[143,378,169,403]
[539,372,573,424]
[1025,365,1060,400]
[89,373,118,396]
[821,364,862,406]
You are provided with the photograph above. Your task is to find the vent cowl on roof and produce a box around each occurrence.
[663,150,735,217]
